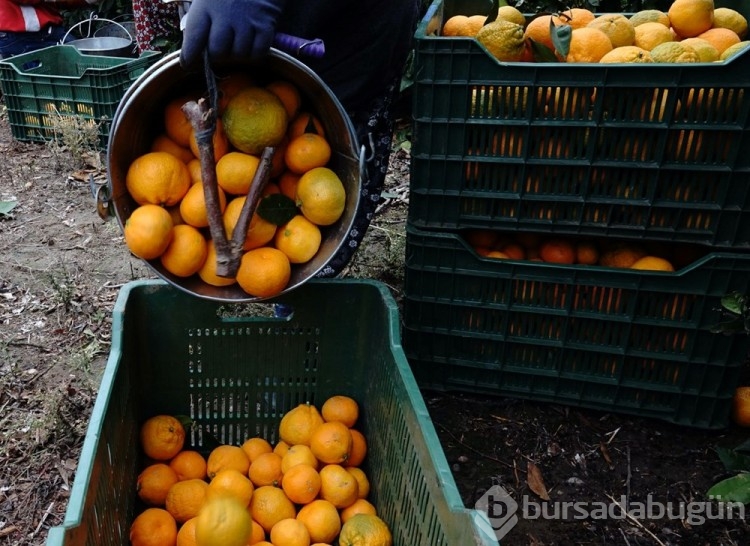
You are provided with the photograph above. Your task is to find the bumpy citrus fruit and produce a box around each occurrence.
[338,514,392,546]
[475,20,526,62]
[650,41,700,63]
[279,403,324,446]
[629,9,670,28]
[587,14,635,48]
[721,40,750,60]
[679,38,720,62]
[633,21,674,51]
[599,45,653,63]
[222,87,289,155]
[195,495,253,546]
[713,7,748,39]
[497,5,525,26]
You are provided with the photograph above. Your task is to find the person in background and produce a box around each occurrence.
[131,0,179,54]
[132,0,419,280]
[0,0,99,58]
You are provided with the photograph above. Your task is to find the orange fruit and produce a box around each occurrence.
[629,256,675,271]
[180,181,228,229]
[575,241,599,265]
[198,239,237,287]
[284,133,332,175]
[668,0,714,38]
[270,518,310,546]
[195,495,253,546]
[295,167,346,226]
[170,450,208,481]
[189,119,230,162]
[442,15,469,36]
[633,21,674,50]
[600,45,654,63]
[695,27,741,55]
[500,243,525,260]
[164,95,197,148]
[475,20,526,62]
[186,158,203,184]
[587,13,635,48]
[288,112,325,139]
[236,247,292,298]
[281,463,321,505]
[151,133,195,164]
[249,485,297,534]
[462,14,487,36]
[241,437,274,463]
[295,499,341,544]
[539,238,575,264]
[650,41,700,63]
[207,468,254,507]
[281,444,319,473]
[249,519,266,544]
[279,403,325,447]
[557,7,595,29]
[464,229,499,249]
[248,451,284,487]
[318,464,358,509]
[130,507,178,546]
[524,15,557,53]
[124,204,174,261]
[346,429,367,467]
[274,440,291,458]
[629,10,670,28]
[274,215,322,264]
[713,7,748,39]
[137,463,180,506]
[278,171,301,200]
[160,224,208,278]
[126,151,191,207]
[564,27,614,63]
[320,395,359,428]
[222,86,289,155]
[217,72,256,114]
[207,444,251,479]
[216,151,261,195]
[266,80,302,120]
[140,414,185,461]
[338,514,391,546]
[340,498,377,523]
[346,466,370,499]
[223,196,277,251]
[599,244,647,268]
[732,386,750,427]
[165,478,209,523]
[176,516,198,546]
[309,421,352,465]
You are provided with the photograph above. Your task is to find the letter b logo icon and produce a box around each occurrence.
[475,485,519,541]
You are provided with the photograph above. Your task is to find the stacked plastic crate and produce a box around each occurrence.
[403,0,750,428]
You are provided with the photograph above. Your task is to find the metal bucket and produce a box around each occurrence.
[64,18,136,57]
[107,50,363,302]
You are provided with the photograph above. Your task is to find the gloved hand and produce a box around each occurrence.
[180,0,286,67]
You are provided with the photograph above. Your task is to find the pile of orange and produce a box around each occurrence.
[442,0,749,64]
[122,74,347,298]
[464,229,693,272]
[130,395,392,546]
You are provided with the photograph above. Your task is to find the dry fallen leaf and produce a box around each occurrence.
[527,461,551,500]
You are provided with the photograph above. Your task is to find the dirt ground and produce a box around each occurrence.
[1,102,749,546]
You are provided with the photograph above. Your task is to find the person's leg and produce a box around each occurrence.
[0,26,67,58]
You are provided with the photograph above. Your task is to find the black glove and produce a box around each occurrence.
[180,0,286,67]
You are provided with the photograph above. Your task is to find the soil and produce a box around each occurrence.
[1,104,749,546]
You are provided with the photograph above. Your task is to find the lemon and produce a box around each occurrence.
[475,20,526,62]
[195,496,252,546]
[221,86,288,155]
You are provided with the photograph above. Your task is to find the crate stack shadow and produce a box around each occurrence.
[403,0,750,429]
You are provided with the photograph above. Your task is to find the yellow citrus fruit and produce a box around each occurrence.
[629,256,675,271]
[197,239,237,287]
[216,151,261,195]
[497,5,525,26]
[284,133,332,175]
[164,94,197,148]
[629,9,670,28]
[650,41,700,63]
[721,40,750,60]
[295,167,346,226]
[166,478,209,523]
[564,27,614,63]
[248,451,284,487]
[236,247,292,298]
[140,414,185,461]
[126,151,191,207]
[222,196,277,251]
[217,72,255,114]
[130,507,178,546]
[179,181,228,229]
[309,421,353,465]
[475,20,526,62]
[151,133,195,164]
[696,27,741,55]
[249,485,297,535]
[295,499,341,544]
[170,450,208,481]
[599,45,653,63]
[633,21,674,51]
[340,498,377,524]
[124,204,174,261]
[207,468,255,506]
[137,463,180,506]
[241,437,274,463]
[713,7,748,39]
[281,463,321,505]
[270,518,311,546]
[347,428,368,467]
[321,395,359,428]
[599,244,647,268]
[160,224,208,278]
[338,514,392,546]
[222,86,289,155]
[668,0,714,38]
[281,444,319,473]
[587,14,635,48]
[266,80,302,120]
[195,495,253,546]
[207,445,251,479]
[279,403,325,446]
[678,37,720,61]
[274,214,322,264]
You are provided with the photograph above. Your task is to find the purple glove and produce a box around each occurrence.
[180,0,286,67]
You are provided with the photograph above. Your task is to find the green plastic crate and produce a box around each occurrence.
[410,0,750,248]
[403,224,750,429]
[0,45,160,150]
[45,279,496,546]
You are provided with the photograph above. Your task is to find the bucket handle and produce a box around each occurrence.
[61,14,134,45]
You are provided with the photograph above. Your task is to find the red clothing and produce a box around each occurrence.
[0,1,63,32]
